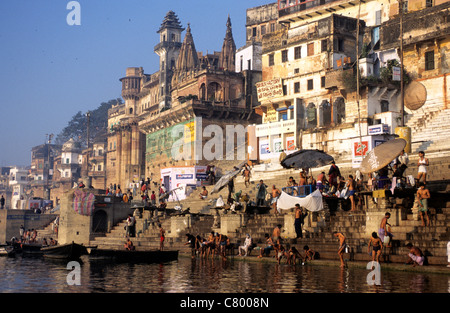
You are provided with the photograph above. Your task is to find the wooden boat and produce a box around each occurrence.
[0,246,16,257]
[41,242,86,260]
[87,248,178,263]
[20,243,44,255]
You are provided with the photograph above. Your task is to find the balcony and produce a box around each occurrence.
[88,171,106,178]
[278,0,361,23]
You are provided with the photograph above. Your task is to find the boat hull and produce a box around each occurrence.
[21,243,44,255]
[0,246,16,257]
[41,243,86,260]
[88,248,178,263]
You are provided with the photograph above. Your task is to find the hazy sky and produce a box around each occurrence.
[0,0,271,167]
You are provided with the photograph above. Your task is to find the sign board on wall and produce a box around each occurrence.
[264,107,277,123]
[286,136,295,151]
[146,119,195,162]
[259,139,270,156]
[352,135,392,168]
[256,79,283,102]
[273,138,283,153]
[368,124,390,136]
[160,166,208,201]
[392,66,401,81]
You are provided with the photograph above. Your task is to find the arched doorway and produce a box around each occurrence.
[207,82,222,101]
[92,209,108,233]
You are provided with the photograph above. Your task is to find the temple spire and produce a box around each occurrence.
[176,23,198,73]
[219,15,236,72]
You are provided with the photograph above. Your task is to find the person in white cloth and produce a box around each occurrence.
[238,234,253,257]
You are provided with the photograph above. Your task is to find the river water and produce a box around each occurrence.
[0,255,448,294]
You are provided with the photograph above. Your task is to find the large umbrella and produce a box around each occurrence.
[210,160,247,194]
[280,149,334,170]
[359,138,407,174]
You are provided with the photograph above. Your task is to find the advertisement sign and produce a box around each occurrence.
[354,140,369,157]
[146,119,194,162]
[392,66,401,81]
[273,138,283,153]
[368,124,390,135]
[256,79,284,102]
[260,140,270,155]
[161,166,208,201]
[195,166,209,180]
[264,107,277,123]
[286,136,295,151]
[352,136,391,168]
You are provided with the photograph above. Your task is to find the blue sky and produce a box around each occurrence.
[0,0,271,167]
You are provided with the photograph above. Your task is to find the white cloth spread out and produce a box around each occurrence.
[276,189,324,213]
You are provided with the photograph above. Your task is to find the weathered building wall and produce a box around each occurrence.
[58,190,135,245]
[0,210,57,244]
[246,2,279,44]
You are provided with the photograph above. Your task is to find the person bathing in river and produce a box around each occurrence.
[333,231,347,268]
[368,232,383,263]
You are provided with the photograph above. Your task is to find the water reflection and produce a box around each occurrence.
[0,256,448,293]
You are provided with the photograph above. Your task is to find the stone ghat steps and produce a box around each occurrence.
[89,200,450,265]
[35,219,58,242]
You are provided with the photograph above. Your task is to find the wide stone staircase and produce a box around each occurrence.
[406,107,450,157]
[87,155,450,265]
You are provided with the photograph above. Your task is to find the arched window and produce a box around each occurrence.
[207,82,222,101]
[334,97,345,125]
[321,100,332,127]
[307,103,317,128]
[381,100,389,113]
[199,83,206,100]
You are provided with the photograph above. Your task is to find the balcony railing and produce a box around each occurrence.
[278,0,334,16]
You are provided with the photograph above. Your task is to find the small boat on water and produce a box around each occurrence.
[21,243,44,255]
[0,246,16,257]
[41,242,86,260]
[87,248,178,263]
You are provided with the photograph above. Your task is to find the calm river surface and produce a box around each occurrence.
[0,255,449,294]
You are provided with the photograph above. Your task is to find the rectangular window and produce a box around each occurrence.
[426,0,433,7]
[261,25,266,35]
[321,40,327,53]
[252,27,257,37]
[402,1,408,13]
[375,10,381,25]
[294,68,299,74]
[294,82,300,93]
[270,23,275,33]
[294,46,301,59]
[283,84,287,95]
[321,76,326,88]
[307,43,314,56]
[269,54,275,66]
[282,50,288,62]
[425,51,435,71]
[307,79,314,91]
[336,38,344,52]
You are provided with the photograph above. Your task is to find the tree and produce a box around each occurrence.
[55,98,123,146]
[380,59,410,87]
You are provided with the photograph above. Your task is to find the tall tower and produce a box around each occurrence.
[119,67,143,117]
[154,11,184,110]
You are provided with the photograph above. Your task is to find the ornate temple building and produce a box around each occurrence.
[107,11,261,191]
